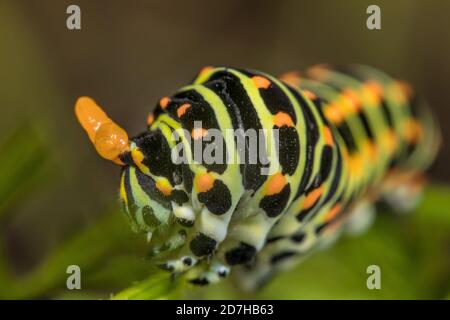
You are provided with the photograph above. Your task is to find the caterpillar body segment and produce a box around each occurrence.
[75,64,440,290]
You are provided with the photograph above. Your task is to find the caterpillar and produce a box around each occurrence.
[75,64,440,290]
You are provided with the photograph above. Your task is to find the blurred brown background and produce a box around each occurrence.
[0,0,449,273]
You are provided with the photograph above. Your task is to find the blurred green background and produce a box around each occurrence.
[0,0,449,299]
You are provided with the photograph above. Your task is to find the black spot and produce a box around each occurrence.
[132,130,177,184]
[119,151,134,165]
[276,126,300,176]
[182,257,193,266]
[318,145,333,183]
[135,168,171,209]
[171,189,189,205]
[225,242,257,265]
[218,269,228,278]
[315,223,327,234]
[189,278,209,286]
[296,208,312,222]
[182,164,194,193]
[289,87,320,199]
[177,218,194,227]
[266,236,284,244]
[198,180,232,215]
[337,121,358,154]
[290,232,306,243]
[158,263,174,272]
[270,251,296,265]
[258,75,297,123]
[178,229,187,238]
[322,147,343,204]
[190,233,217,257]
[259,184,291,218]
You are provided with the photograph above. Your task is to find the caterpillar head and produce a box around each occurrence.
[75,97,186,252]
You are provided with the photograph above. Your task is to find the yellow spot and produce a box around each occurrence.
[404,119,423,143]
[159,97,170,109]
[274,112,294,127]
[120,173,128,206]
[279,71,302,87]
[390,82,408,105]
[177,103,191,118]
[349,154,363,177]
[131,148,145,164]
[191,127,208,140]
[252,76,271,89]
[382,130,398,154]
[364,141,378,160]
[74,96,129,165]
[156,179,172,196]
[302,186,324,209]
[324,103,344,124]
[266,172,286,196]
[341,89,361,113]
[130,147,151,175]
[196,172,215,193]
[362,81,383,105]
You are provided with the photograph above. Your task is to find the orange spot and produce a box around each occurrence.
[324,103,344,124]
[303,186,324,209]
[306,65,330,81]
[324,203,342,221]
[362,82,382,105]
[279,71,302,87]
[156,180,172,196]
[341,89,361,113]
[274,112,294,127]
[341,148,350,163]
[197,173,215,193]
[177,103,191,118]
[252,76,271,89]
[159,97,170,109]
[302,90,317,100]
[366,81,383,97]
[382,130,398,154]
[199,66,214,75]
[404,119,423,143]
[147,113,154,125]
[266,173,286,196]
[191,127,208,140]
[323,127,334,146]
[365,141,378,160]
[75,96,129,165]
[349,154,363,176]
[396,80,413,99]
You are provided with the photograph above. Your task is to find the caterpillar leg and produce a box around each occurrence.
[185,208,279,285]
[186,261,230,285]
[344,200,376,236]
[381,172,426,213]
[233,223,319,292]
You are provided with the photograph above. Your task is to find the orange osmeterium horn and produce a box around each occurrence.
[75,96,129,165]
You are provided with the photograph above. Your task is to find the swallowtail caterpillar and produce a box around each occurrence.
[75,65,440,290]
